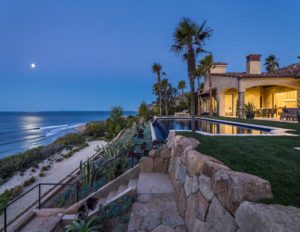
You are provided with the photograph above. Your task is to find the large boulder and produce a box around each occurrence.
[198,175,214,201]
[139,157,153,173]
[235,201,300,232]
[173,158,186,184]
[153,156,168,173]
[173,136,200,159]
[212,169,273,214]
[167,131,176,148]
[185,150,206,176]
[162,210,185,228]
[158,144,171,159]
[175,182,187,217]
[184,192,209,231]
[206,197,237,232]
[202,160,230,177]
[184,175,198,196]
[193,219,206,232]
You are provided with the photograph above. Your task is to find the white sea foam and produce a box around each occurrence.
[45,123,84,137]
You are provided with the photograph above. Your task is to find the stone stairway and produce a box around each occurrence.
[128,172,186,232]
[17,177,138,232]
[84,178,138,218]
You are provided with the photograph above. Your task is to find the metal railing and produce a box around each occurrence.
[1,140,149,232]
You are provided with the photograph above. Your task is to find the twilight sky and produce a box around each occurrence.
[0,0,299,111]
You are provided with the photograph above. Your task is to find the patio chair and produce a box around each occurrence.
[280,108,298,121]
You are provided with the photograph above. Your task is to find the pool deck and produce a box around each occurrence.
[151,116,297,139]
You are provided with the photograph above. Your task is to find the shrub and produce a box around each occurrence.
[0,185,24,213]
[33,163,39,169]
[65,217,101,232]
[55,133,86,146]
[39,172,46,177]
[63,151,74,158]
[41,165,51,172]
[0,147,43,181]
[56,157,64,162]
[138,101,152,120]
[9,185,23,199]
[23,177,36,187]
[105,106,127,140]
[84,122,106,138]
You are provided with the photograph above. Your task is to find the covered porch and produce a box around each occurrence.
[222,85,299,120]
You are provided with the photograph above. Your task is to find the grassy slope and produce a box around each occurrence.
[180,117,300,207]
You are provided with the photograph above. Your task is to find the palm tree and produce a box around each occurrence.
[177,80,186,95]
[152,63,163,116]
[264,55,279,72]
[195,68,203,115]
[162,78,169,115]
[171,18,212,133]
[198,55,215,116]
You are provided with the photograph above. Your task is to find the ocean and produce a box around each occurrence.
[0,111,136,159]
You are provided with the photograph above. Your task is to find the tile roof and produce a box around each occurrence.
[212,62,300,78]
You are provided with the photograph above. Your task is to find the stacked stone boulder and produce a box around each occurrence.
[148,131,300,232]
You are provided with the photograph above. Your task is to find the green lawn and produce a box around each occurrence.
[179,117,300,207]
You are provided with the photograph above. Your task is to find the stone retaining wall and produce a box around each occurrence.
[141,131,300,232]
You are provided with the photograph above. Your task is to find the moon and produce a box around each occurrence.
[31,63,36,69]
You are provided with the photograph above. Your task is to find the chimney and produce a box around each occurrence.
[246,54,261,74]
[211,62,228,74]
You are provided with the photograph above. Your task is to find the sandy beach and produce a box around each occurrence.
[0,140,106,195]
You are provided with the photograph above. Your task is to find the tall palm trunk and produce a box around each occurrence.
[157,74,162,116]
[197,87,201,115]
[187,47,196,133]
[208,69,213,116]
[164,90,168,115]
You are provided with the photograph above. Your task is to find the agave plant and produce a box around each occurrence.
[79,158,96,188]
[65,217,101,232]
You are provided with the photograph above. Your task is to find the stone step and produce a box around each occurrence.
[117,184,128,195]
[98,197,106,206]
[137,173,174,194]
[128,178,138,188]
[106,190,117,203]
[20,215,62,232]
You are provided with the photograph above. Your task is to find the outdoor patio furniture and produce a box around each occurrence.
[175,110,190,117]
[280,108,298,121]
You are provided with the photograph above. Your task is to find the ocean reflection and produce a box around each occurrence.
[21,115,42,130]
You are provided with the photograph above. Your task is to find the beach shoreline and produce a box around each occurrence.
[0,140,106,195]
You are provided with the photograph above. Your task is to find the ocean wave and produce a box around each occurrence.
[39,124,69,130]
[45,123,85,137]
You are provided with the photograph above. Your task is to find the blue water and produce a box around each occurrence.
[152,118,271,141]
[0,111,135,158]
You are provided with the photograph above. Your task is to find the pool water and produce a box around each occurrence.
[152,118,271,141]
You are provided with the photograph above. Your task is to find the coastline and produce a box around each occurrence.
[0,140,106,195]
[0,121,94,192]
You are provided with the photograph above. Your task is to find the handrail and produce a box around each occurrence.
[1,132,149,232]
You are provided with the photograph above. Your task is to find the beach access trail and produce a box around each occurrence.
[0,140,106,230]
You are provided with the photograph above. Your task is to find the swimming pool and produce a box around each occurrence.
[151,117,291,141]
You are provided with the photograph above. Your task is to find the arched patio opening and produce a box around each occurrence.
[245,85,299,118]
[223,88,238,116]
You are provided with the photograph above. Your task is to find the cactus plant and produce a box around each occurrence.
[79,158,96,188]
